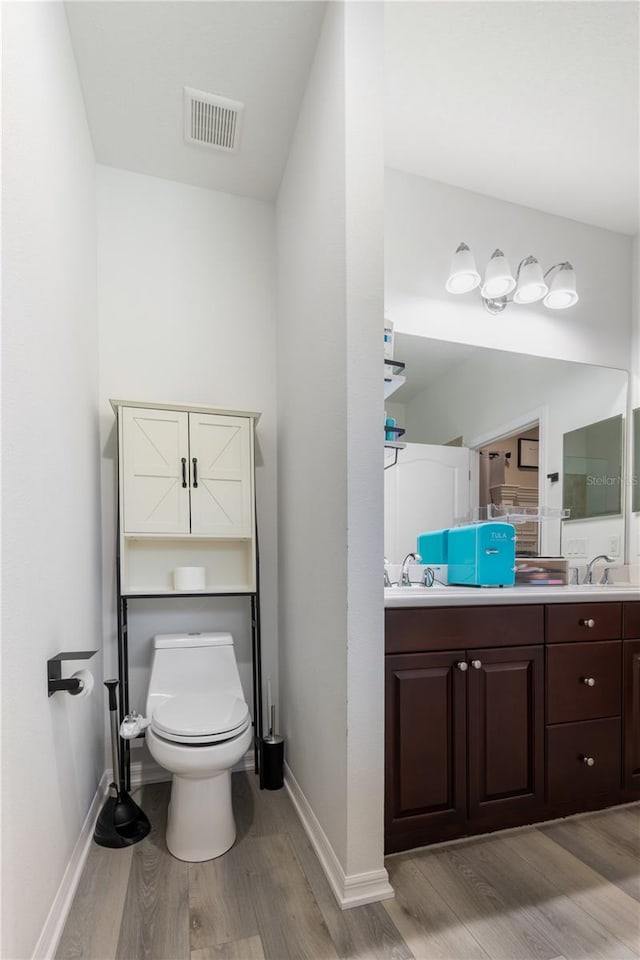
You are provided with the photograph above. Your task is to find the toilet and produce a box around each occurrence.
[145,632,252,862]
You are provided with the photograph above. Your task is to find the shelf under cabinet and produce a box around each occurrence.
[123,587,255,599]
[120,537,256,595]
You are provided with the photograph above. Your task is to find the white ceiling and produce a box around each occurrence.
[386,1,639,236]
[65,1,326,201]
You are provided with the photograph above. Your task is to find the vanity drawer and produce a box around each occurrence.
[546,603,622,644]
[385,605,544,654]
[547,718,621,803]
[546,641,621,723]
[623,602,640,639]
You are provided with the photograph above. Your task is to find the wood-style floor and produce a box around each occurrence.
[57,775,640,960]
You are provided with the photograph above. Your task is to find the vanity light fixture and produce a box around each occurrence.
[481,249,516,300]
[446,243,579,315]
[445,242,481,294]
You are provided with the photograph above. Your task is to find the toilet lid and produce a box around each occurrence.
[152,693,250,741]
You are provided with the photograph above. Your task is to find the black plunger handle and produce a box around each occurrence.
[104,679,119,713]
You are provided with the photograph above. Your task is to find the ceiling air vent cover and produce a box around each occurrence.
[184,87,244,153]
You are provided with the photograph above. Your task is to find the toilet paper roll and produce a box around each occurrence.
[173,566,206,591]
[70,669,94,698]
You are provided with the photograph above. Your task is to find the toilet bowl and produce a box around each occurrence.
[144,633,252,862]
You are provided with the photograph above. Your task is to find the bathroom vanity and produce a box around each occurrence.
[385,587,640,853]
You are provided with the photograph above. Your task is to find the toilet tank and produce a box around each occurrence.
[146,632,244,718]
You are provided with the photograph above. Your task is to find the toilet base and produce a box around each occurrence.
[166,768,235,862]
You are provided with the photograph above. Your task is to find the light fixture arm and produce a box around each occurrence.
[543,261,572,279]
[515,255,538,278]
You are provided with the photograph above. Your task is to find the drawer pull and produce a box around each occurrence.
[582,756,595,767]
[457,661,468,672]
[579,618,595,628]
[470,659,482,670]
[582,677,596,687]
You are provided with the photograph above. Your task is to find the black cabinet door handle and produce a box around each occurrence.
[192,458,198,488]
[181,458,187,488]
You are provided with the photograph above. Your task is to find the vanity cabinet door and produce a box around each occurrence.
[623,639,640,792]
[385,651,466,852]
[467,645,544,822]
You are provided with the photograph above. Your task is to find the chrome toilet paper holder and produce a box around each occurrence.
[47,650,97,697]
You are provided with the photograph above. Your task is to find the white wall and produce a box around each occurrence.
[385,170,633,369]
[1,5,102,958]
[276,2,389,896]
[97,166,278,775]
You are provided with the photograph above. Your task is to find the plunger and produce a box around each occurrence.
[94,679,150,847]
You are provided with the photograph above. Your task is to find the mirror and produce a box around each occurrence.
[634,408,640,514]
[563,415,624,520]
[385,334,628,563]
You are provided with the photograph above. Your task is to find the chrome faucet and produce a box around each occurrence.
[400,552,422,586]
[583,554,615,585]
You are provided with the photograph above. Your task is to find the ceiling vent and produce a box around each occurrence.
[184,87,244,153]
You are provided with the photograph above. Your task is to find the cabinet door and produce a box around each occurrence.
[121,407,190,535]
[623,639,640,792]
[467,645,544,821]
[189,413,253,538]
[385,651,466,851]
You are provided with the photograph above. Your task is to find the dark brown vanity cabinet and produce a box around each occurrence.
[385,606,544,853]
[546,603,622,805]
[385,600,637,854]
[623,602,640,791]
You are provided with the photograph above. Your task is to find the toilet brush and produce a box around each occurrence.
[94,679,151,848]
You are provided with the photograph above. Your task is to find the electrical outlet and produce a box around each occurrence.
[566,539,587,557]
[607,536,620,558]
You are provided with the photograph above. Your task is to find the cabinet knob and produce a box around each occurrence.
[582,756,595,767]
[457,661,469,672]
[470,659,482,670]
[582,677,596,687]
[579,618,595,628]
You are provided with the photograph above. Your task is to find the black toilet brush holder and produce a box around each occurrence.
[262,704,284,790]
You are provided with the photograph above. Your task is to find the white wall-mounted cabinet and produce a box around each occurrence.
[113,400,259,595]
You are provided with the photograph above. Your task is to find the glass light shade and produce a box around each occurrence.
[481,249,516,299]
[544,263,579,309]
[513,257,548,304]
[446,243,481,294]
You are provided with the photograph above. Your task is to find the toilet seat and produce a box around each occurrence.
[151,693,251,745]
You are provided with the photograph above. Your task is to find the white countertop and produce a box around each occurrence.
[384,583,640,607]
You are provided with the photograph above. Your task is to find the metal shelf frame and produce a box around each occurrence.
[114,445,264,793]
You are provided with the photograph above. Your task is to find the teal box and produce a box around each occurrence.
[447,522,516,587]
[417,529,449,564]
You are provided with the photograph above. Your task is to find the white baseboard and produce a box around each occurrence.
[32,771,110,960]
[33,749,262,958]
[284,763,394,910]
